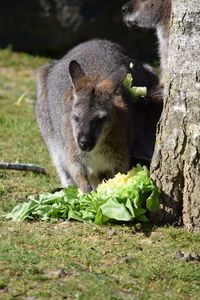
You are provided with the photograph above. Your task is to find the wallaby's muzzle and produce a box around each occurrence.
[122,1,137,27]
[122,1,134,15]
[77,135,95,152]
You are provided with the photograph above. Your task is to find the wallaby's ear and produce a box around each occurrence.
[69,60,85,88]
[97,66,127,93]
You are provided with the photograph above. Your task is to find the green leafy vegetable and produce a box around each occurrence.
[123,63,147,101]
[5,165,160,224]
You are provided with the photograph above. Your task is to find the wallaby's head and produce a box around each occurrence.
[122,0,171,28]
[69,60,127,152]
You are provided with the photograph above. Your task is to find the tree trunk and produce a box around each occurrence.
[150,0,200,231]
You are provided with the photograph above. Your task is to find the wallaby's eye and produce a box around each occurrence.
[72,114,79,122]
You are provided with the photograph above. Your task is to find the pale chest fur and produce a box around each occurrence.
[85,150,115,176]
[83,141,130,189]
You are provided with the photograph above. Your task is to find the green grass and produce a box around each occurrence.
[0,48,200,300]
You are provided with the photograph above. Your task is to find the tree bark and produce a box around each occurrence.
[150,0,200,231]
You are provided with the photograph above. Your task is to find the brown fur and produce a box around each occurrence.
[96,78,116,93]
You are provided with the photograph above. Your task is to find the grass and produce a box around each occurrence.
[0,48,200,300]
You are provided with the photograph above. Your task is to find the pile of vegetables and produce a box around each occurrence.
[6,165,160,224]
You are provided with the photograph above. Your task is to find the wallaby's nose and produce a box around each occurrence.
[122,2,132,15]
[78,136,94,152]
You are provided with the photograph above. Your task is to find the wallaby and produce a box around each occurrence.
[35,39,159,192]
[122,0,171,82]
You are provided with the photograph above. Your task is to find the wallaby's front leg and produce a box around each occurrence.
[57,165,74,188]
[66,154,91,192]
[55,157,91,192]
[75,173,92,193]
[49,148,74,188]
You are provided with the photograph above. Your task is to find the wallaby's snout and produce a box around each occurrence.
[122,1,139,27]
[122,1,133,15]
[72,110,106,152]
[77,134,95,152]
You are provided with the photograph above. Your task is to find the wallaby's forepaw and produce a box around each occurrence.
[79,182,93,193]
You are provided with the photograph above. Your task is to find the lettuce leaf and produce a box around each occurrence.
[123,72,147,102]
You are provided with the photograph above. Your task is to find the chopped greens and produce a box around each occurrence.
[5,165,160,224]
[123,63,147,101]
